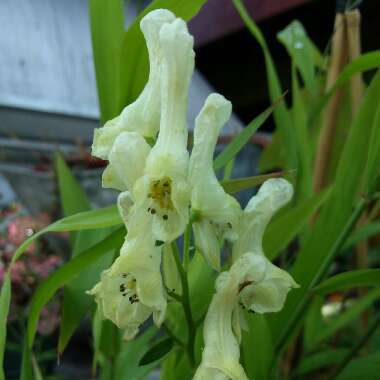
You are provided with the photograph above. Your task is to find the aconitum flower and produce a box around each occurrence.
[88,234,166,340]
[189,94,242,270]
[195,179,299,379]
[130,18,194,243]
[91,9,175,160]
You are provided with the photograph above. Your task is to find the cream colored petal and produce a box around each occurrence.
[88,234,167,339]
[193,219,221,271]
[132,166,190,243]
[195,271,249,380]
[114,237,166,317]
[239,254,299,314]
[147,18,194,168]
[189,94,241,267]
[102,131,151,191]
[233,178,293,260]
[117,191,134,225]
[91,9,175,159]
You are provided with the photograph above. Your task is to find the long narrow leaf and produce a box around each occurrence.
[232,0,296,170]
[345,221,380,249]
[12,205,121,263]
[263,188,330,260]
[220,171,294,194]
[27,228,125,347]
[0,274,11,380]
[214,98,282,170]
[270,71,380,350]
[314,269,380,295]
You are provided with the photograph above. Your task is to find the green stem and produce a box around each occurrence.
[328,311,380,380]
[171,242,196,368]
[183,223,191,271]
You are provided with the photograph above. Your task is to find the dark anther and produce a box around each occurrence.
[155,240,164,247]
[147,207,151,212]
[122,273,127,278]
[150,208,156,215]
[163,214,168,220]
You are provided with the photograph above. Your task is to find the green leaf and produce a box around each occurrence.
[55,153,116,353]
[232,0,296,171]
[12,205,121,263]
[242,314,274,380]
[345,221,380,249]
[0,273,11,380]
[258,130,286,172]
[314,269,380,295]
[120,0,208,109]
[277,20,321,93]
[115,327,157,379]
[213,99,282,170]
[310,287,380,347]
[303,296,325,351]
[58,228,115,353]
[159,349,190,380]
[55,153,90,216]
[20,337,33,380]
[310,52,380,125]
[89,0,126,123]
[263,188,330,260]
[139,338,173,366]
[295,349,349,376]
[291,66,313,201]
[220,170,294,194]
[363,99,380,192]
[335,352,380,380]
[27,227,125,347]
[270,71,380,350]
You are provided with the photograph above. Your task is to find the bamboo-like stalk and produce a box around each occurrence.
[313,14,348,193]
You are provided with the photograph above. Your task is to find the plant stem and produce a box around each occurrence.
[183,223,191,271]
[171,242,196,368]
[328,311,380,380]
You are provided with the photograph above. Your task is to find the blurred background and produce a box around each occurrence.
[0,0,379,378]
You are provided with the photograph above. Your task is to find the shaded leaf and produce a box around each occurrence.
[263,188,330,260]
[345,221,380,249]
[295,349,349,376]
[139,338,173,366]
[336,352,380,380]
[314,269,380,295]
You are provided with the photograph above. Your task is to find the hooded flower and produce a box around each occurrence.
[87,234,166,340]
[189,94,242,270]
[195,179,299,379]
[233,178,294,261]
[91,9,175,160]
[130,18,195,243]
